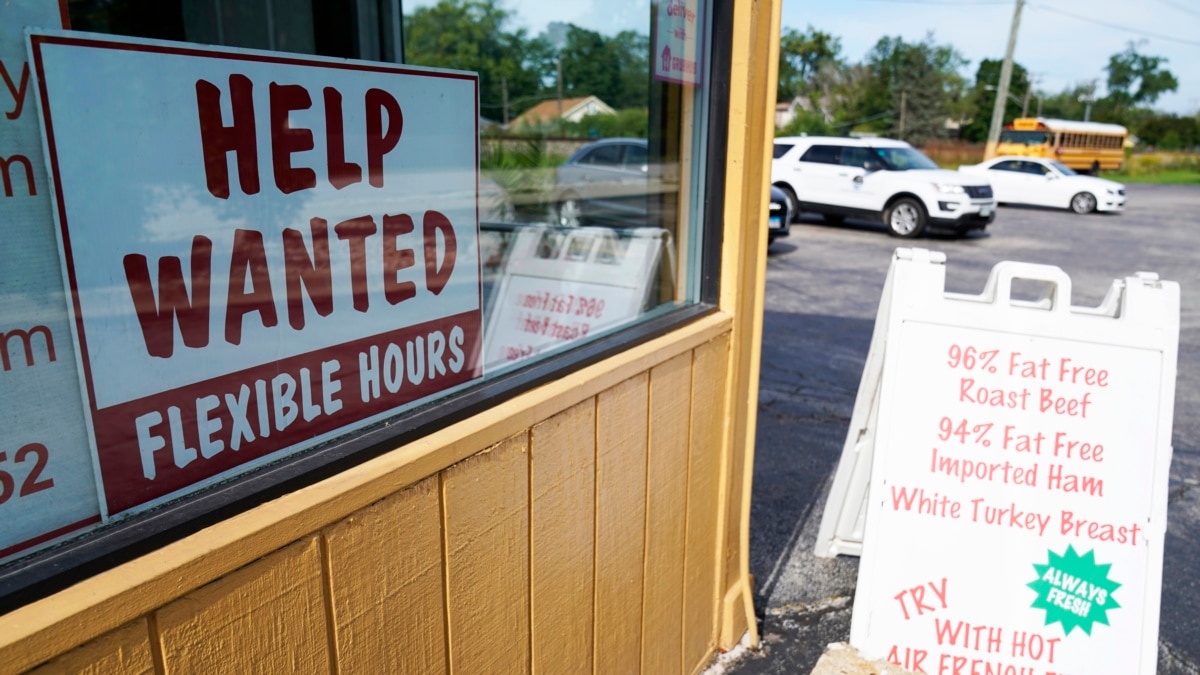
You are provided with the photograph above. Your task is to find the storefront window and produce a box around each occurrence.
[1,0,718,600]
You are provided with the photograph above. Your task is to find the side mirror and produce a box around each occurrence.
[864,160,882,172]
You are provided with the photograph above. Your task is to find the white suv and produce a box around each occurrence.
[772,136,996,238]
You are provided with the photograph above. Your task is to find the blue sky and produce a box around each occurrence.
[411,0,1199,115]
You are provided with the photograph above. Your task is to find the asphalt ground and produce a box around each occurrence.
[707,184,1200,674]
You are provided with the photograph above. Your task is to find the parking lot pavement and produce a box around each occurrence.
[707,184,1200,674]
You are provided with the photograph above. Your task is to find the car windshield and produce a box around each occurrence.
[999,130,1049,145]
[871,146,941,171]
[1048,160,1078,176]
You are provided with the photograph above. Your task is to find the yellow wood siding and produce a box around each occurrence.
[27,620,153,675]
[683,334,731,672]
[443,434,531,674]
[155,537,329,673]
[594,373,649,674]
[640,352,693,674]
[3,327,753,675]
[324,476,446,674]
[531,401,596,674]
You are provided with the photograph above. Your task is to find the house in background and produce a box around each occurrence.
[774,95,836,130]
[775,98,800,128]
[509,94,616,130]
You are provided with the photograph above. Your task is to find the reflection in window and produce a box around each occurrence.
[70,0,702,374]
[401,1,696,372]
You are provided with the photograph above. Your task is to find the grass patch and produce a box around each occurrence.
[1106,151,1200,184]
[1101,169,1200,185]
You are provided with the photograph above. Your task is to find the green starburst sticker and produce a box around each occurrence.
[1028,545,1121,635]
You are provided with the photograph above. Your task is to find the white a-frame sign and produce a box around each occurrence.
[816,248,1178,674]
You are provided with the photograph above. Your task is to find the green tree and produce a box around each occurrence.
[610,31,651,110]
[1131,113,1199,149]
[564,109,649,138]
[1037,82,1095,121]
[960,59,1030,142]
[405,0,542,123]
[777,108,834,137]
[777,27,842,103]
[556,25,648,110]
[850,34,967,145]
[1105,41,1178,108]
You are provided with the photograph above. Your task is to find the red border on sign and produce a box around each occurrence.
[0,514,101,559]
[94,311,482,514]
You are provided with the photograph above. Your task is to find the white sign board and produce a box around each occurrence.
[653,0,705,86]
[483,226,666,372]
[0,2,99,561]
[29,31,481,521]
[830,249,1177,674]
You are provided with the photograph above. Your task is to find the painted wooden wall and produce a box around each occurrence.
[14,333,734,675]
[4,0,784,666]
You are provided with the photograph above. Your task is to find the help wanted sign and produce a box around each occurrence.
[31,31,482,516]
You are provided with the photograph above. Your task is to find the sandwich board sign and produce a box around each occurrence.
[816,248,1178,674]
[482,225,667,372]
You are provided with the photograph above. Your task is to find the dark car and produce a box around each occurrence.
[768,185,792,244]
[553,138,676,227]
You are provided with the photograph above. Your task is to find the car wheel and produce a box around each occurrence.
[884,197,926,238]
[1070,192,1097,214]
[776,184,800,222]
[556,196,585,227]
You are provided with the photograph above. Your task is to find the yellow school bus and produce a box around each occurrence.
[990,117,1127,174]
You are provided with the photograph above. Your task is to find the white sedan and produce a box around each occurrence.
[958,156,1125,214]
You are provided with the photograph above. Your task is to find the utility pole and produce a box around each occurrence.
[986,0,1025,159]
[556,55,564,122]
[898,90,907,140]
[502,75,509,125]
[1079,82,1097,122]
[1023,74,1042,118]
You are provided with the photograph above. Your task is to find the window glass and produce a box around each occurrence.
[992,160,1021,172]
[772,143,793,159]
[624,143,648,168]
[840,146,873,169]
[872,146,940,171]
[799,145,841,165]
[581,143,624,166]
[1,0,716,577]
[1050,160,1077,176]
[999,130,1048,145]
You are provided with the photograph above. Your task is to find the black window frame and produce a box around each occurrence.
[0,2,734,612]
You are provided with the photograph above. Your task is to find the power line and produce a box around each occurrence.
[1156,0,1200,20]
[1032,3,1200,47]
